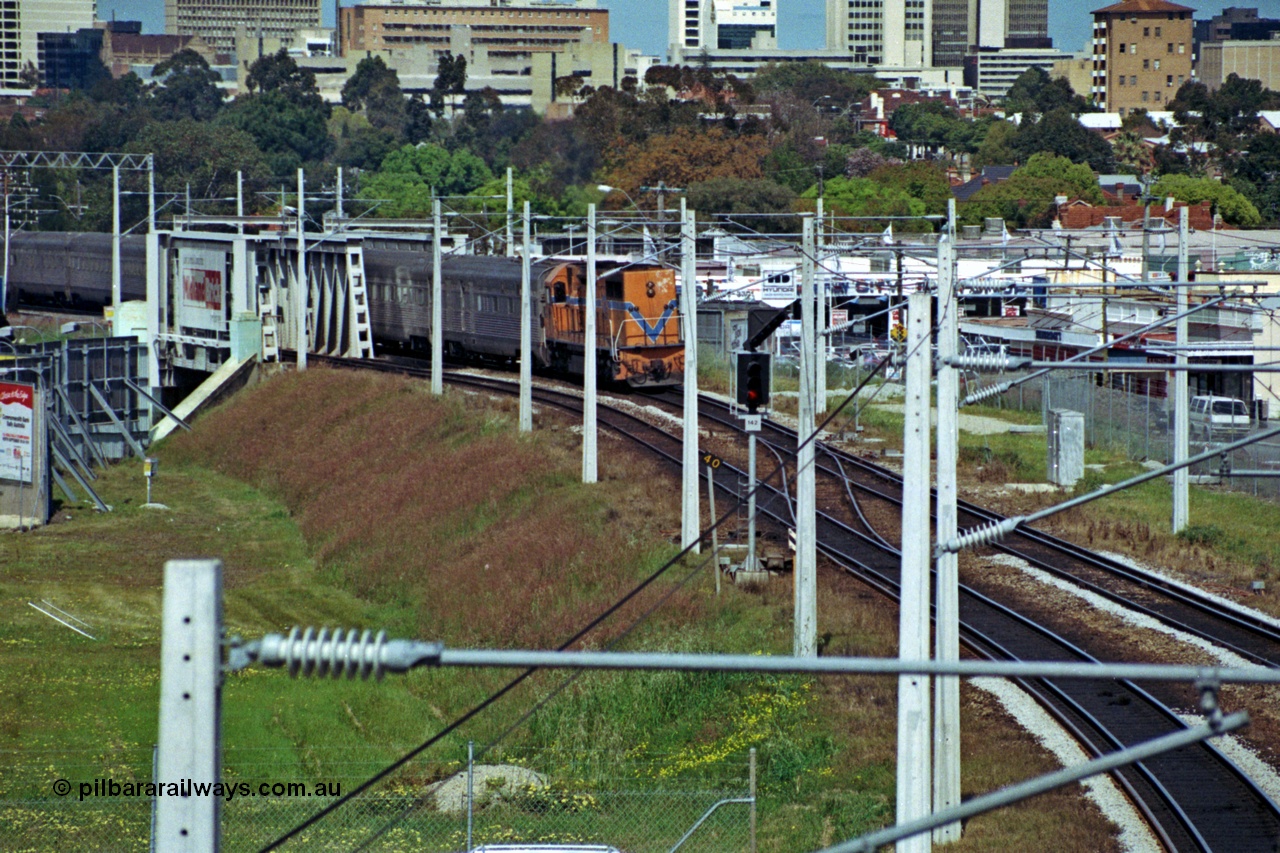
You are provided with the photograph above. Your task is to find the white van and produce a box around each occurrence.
[1189,395,1251,440]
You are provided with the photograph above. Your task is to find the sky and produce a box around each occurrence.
[100,0,1246,60]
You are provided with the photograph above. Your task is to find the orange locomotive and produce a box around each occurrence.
[366,251,684,388]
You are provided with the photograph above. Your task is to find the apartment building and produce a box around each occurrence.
[1091,0,1193,115]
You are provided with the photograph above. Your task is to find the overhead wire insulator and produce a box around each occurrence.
[244,627,443,678]
[938,517,1024,554]
[945,354,1032,372]
[286,627,387,679]
[961,381,1014,407]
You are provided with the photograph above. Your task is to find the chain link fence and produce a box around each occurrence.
[0,745,756,852]
[973,368,1280,501]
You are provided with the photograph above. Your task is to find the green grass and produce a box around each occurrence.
[0,369,908,852]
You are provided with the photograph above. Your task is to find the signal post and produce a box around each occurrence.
[735,351,771,572]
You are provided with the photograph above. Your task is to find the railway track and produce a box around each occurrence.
[306,355,1280,850]
[678,391,1280,668]
[655,389,1280,852]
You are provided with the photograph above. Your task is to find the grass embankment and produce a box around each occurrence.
[1,368,1122,851]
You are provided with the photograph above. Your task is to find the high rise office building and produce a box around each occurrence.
[826,0,1047,70]
[165,0,323,54]
[825,0,931,67]
[669,0,775,62]
[0,0,96,88]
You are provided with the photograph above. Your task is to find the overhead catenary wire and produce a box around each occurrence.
[261,347,891,850]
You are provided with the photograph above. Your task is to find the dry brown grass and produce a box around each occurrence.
[156,368,1125,849]
[164,368,698,650]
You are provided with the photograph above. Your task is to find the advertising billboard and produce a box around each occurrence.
[0,382,34,484]
[178,249,226,333]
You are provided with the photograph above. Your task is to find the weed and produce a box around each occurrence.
[1178,524,1224,547]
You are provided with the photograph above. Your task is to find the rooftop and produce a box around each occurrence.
[1092,0,1194,15]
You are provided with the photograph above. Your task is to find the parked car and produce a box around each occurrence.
[1189,395,1251,441]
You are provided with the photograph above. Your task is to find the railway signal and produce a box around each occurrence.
[736,351,771,414]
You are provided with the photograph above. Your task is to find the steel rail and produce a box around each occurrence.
[307,355,1280,848]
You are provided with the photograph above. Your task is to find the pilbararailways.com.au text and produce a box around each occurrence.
[53,778,343,802]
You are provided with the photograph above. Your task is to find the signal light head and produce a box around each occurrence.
[737,351,770,415]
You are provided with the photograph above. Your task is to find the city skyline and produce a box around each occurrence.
[100,0,1247,63]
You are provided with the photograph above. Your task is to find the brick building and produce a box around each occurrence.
[101,31,218,78]
[1091,0,1193,116]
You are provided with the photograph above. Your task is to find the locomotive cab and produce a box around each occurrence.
[603,266,683,386]
[540,262,683,387]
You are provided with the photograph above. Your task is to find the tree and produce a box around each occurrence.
[1015,153,1103,203]
[889,102,974,158]
[218,90,332,175]
[686,177,798,233]
[961,154,1104,228]
[511,120,599,199]
[1151,173,1261,227]
[1003,67,1089,117]
[867,161,952,215]
[1170,74,1280,166]
[1111,131,1154,176]
[1120,108,1160,136]
[246,49,322,107]
[431,53,467,116]
[605,127,771,196]
[88,71,145,109]
[750,61,878,106]
[358,144,492,216]
[1228,132,1280,225]
[222,51,331,172]
[149,49,225,122]
[804,175,927,229]
[973,119,1017,167]
[328,107,400,171]
[125,119,269,219]
[845,148,901,178]
[342,55,408,134]
[1010,107,1115,172]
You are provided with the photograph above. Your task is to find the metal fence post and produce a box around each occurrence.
[467,740,474,851]
[749,747,757,853]
[154,559,222,853]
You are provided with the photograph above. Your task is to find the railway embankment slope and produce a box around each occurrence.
[1,367,1125,851]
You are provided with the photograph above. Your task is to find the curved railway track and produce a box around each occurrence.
[674,391,1280,668]
[305,354,1280,851]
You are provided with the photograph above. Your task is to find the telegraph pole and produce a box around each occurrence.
[933,200,961,844]
[336,167,344,221]
[2,171,9,315]
[794,215,817,658]
[296,168,307,371]
[681,201,700,553]
[432,198,444,396]
[112,165,121,315]
[583,204,598,482]
[898,290,933,853]
[1172,206,1190,531]
[506,167,515,258]
[815,198,827,415]
[520,201,532,430]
